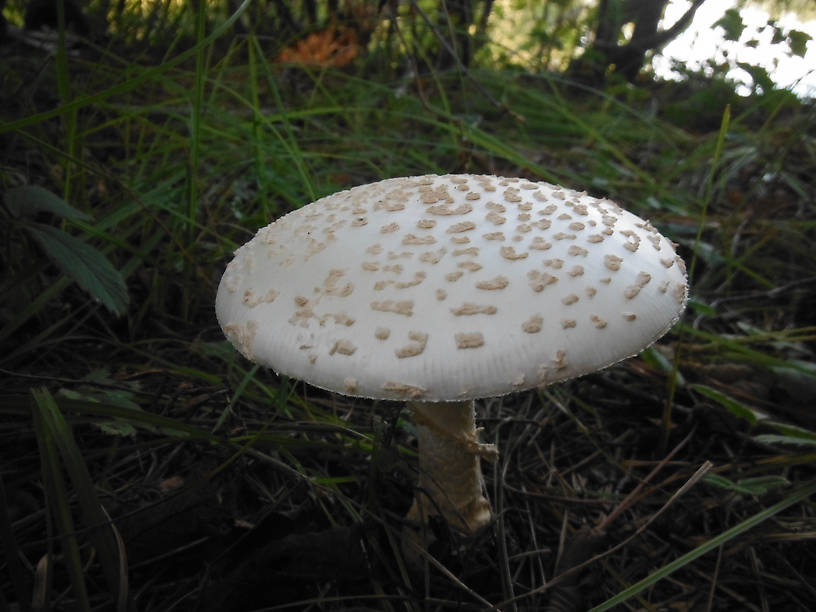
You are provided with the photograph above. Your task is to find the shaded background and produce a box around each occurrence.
[1,1,815,610]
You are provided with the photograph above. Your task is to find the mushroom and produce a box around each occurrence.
[215,174,688,534]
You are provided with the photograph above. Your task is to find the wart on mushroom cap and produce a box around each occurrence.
[216,174,687,400]
[216,174,688,533]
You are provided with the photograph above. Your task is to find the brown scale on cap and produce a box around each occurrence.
[604,254,623,271]
[624,271,652,299]
[419,247,447,264]
[395,332,429,358]
[223,321,257,360]
[427,202,473,215]
[455,332,485,349]
[448,221,477,233]
[528,270,558,292]
[330,339,357,356]
[486,211,506,225]
[370,300,414,316]
[458,261,483,272]
[451,303,498,316]
[591,315,607,329]
[522,314,544,333]
[395,271,426,289]
[501,246,528,261]
[477,275,510,290]
[322,269,354,297]
[503,189,522,203]
[530,237,552,250]
[382,381,426,398]
[453,247,479,257]
[403,234,436,245]
[242,288,279,308]
[344,378,358,394]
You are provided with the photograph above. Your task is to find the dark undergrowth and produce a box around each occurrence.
[2,2,816,610]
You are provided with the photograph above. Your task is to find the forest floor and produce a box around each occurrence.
[2,23,816,611]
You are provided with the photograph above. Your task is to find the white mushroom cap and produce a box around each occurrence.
[216,174,687,401]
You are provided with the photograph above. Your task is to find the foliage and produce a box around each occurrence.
[1,0,815,610]
[1,186,130,317]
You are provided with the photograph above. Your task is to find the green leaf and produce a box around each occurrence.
[756,421,816,447]
[788,30,812,58]
[690,383,763,424]
[705,473,789,496]
[25,223,129,316]
[754,434,816,448]
[3,185,91,220]
[714,9,745,42]
[737,62,775,93]
[686,297,716,317]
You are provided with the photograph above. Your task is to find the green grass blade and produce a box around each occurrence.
[689,104,730,282]
[590,480,816,611]
[32,388,130,611]
[31,389,91,612]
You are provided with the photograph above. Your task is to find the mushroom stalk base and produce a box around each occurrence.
[406,400,498,534]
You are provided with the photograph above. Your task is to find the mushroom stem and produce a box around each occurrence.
[406,400,498,534]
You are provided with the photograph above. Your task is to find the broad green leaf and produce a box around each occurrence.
[3,185,91,220]
[25,223,129,316]
[788,30,812,58]
[715,9,746,42]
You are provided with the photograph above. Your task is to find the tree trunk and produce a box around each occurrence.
[570,0,708,85]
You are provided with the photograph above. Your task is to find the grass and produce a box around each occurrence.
[1,2,816,610]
